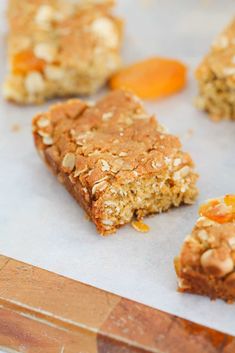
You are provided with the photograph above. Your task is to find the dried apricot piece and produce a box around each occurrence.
[199,199,233,224]
[109,57,187,100]
[224,195,235,213]
[131,220,150,233]
[12,50,46,75]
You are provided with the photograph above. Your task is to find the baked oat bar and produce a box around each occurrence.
[195,17,235,121]
[3,0,122,104]
[32,90,198,235]
[175,195,235,302]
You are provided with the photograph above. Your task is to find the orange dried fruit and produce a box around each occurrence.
[131,220,150,233]
[224,195,235,213]
[199,199,233,224]
[12,50,46,75]
[109,57,187,100]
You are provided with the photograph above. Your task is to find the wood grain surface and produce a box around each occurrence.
[0,255,234,353]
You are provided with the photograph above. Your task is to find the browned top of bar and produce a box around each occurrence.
[196,17,235,80]
[33,90,194,191]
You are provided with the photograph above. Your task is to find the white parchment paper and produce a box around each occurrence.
[1,0,235,335]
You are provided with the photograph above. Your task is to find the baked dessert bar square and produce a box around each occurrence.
[175,195,235,302]
[32,90,198,235]
[3,0,122,104]
[195,18,235,121]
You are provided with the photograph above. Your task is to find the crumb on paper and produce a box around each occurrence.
[185,128,194,141]
[140,0,154,9]
[11,123,21,132]
[200,0,213,8]
[132,220,150,233]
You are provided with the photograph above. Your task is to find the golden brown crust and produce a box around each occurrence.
[195,17,235,121]
[33,90,198,235]
[176,196,235,302]
[3,0,123,104]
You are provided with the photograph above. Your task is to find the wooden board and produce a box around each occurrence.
[0,254,234,353]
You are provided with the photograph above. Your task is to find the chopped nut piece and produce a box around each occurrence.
[35,5,57,27]
[90,17,119,48]
[34,43,57,63]
[43,136,53,145]
[37,117,50,128]
[173,158,181,167]
[173,166,190,181]
[102,219,114,226]
[25,71,45,94]
[197,229,208,241]
[44,65,65,81]
[200,248,234,278]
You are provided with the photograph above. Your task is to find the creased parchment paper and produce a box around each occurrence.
[1,0,235,335]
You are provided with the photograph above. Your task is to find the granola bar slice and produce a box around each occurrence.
[32,90,198,235]
[3,0,122,104]
[175,195,235,302]
[195,17,235,121]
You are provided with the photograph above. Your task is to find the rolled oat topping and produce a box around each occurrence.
[33,90,198,235]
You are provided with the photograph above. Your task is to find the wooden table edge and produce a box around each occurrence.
[0,254,234,353]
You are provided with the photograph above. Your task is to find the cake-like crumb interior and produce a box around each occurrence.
[92,159,197,234]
